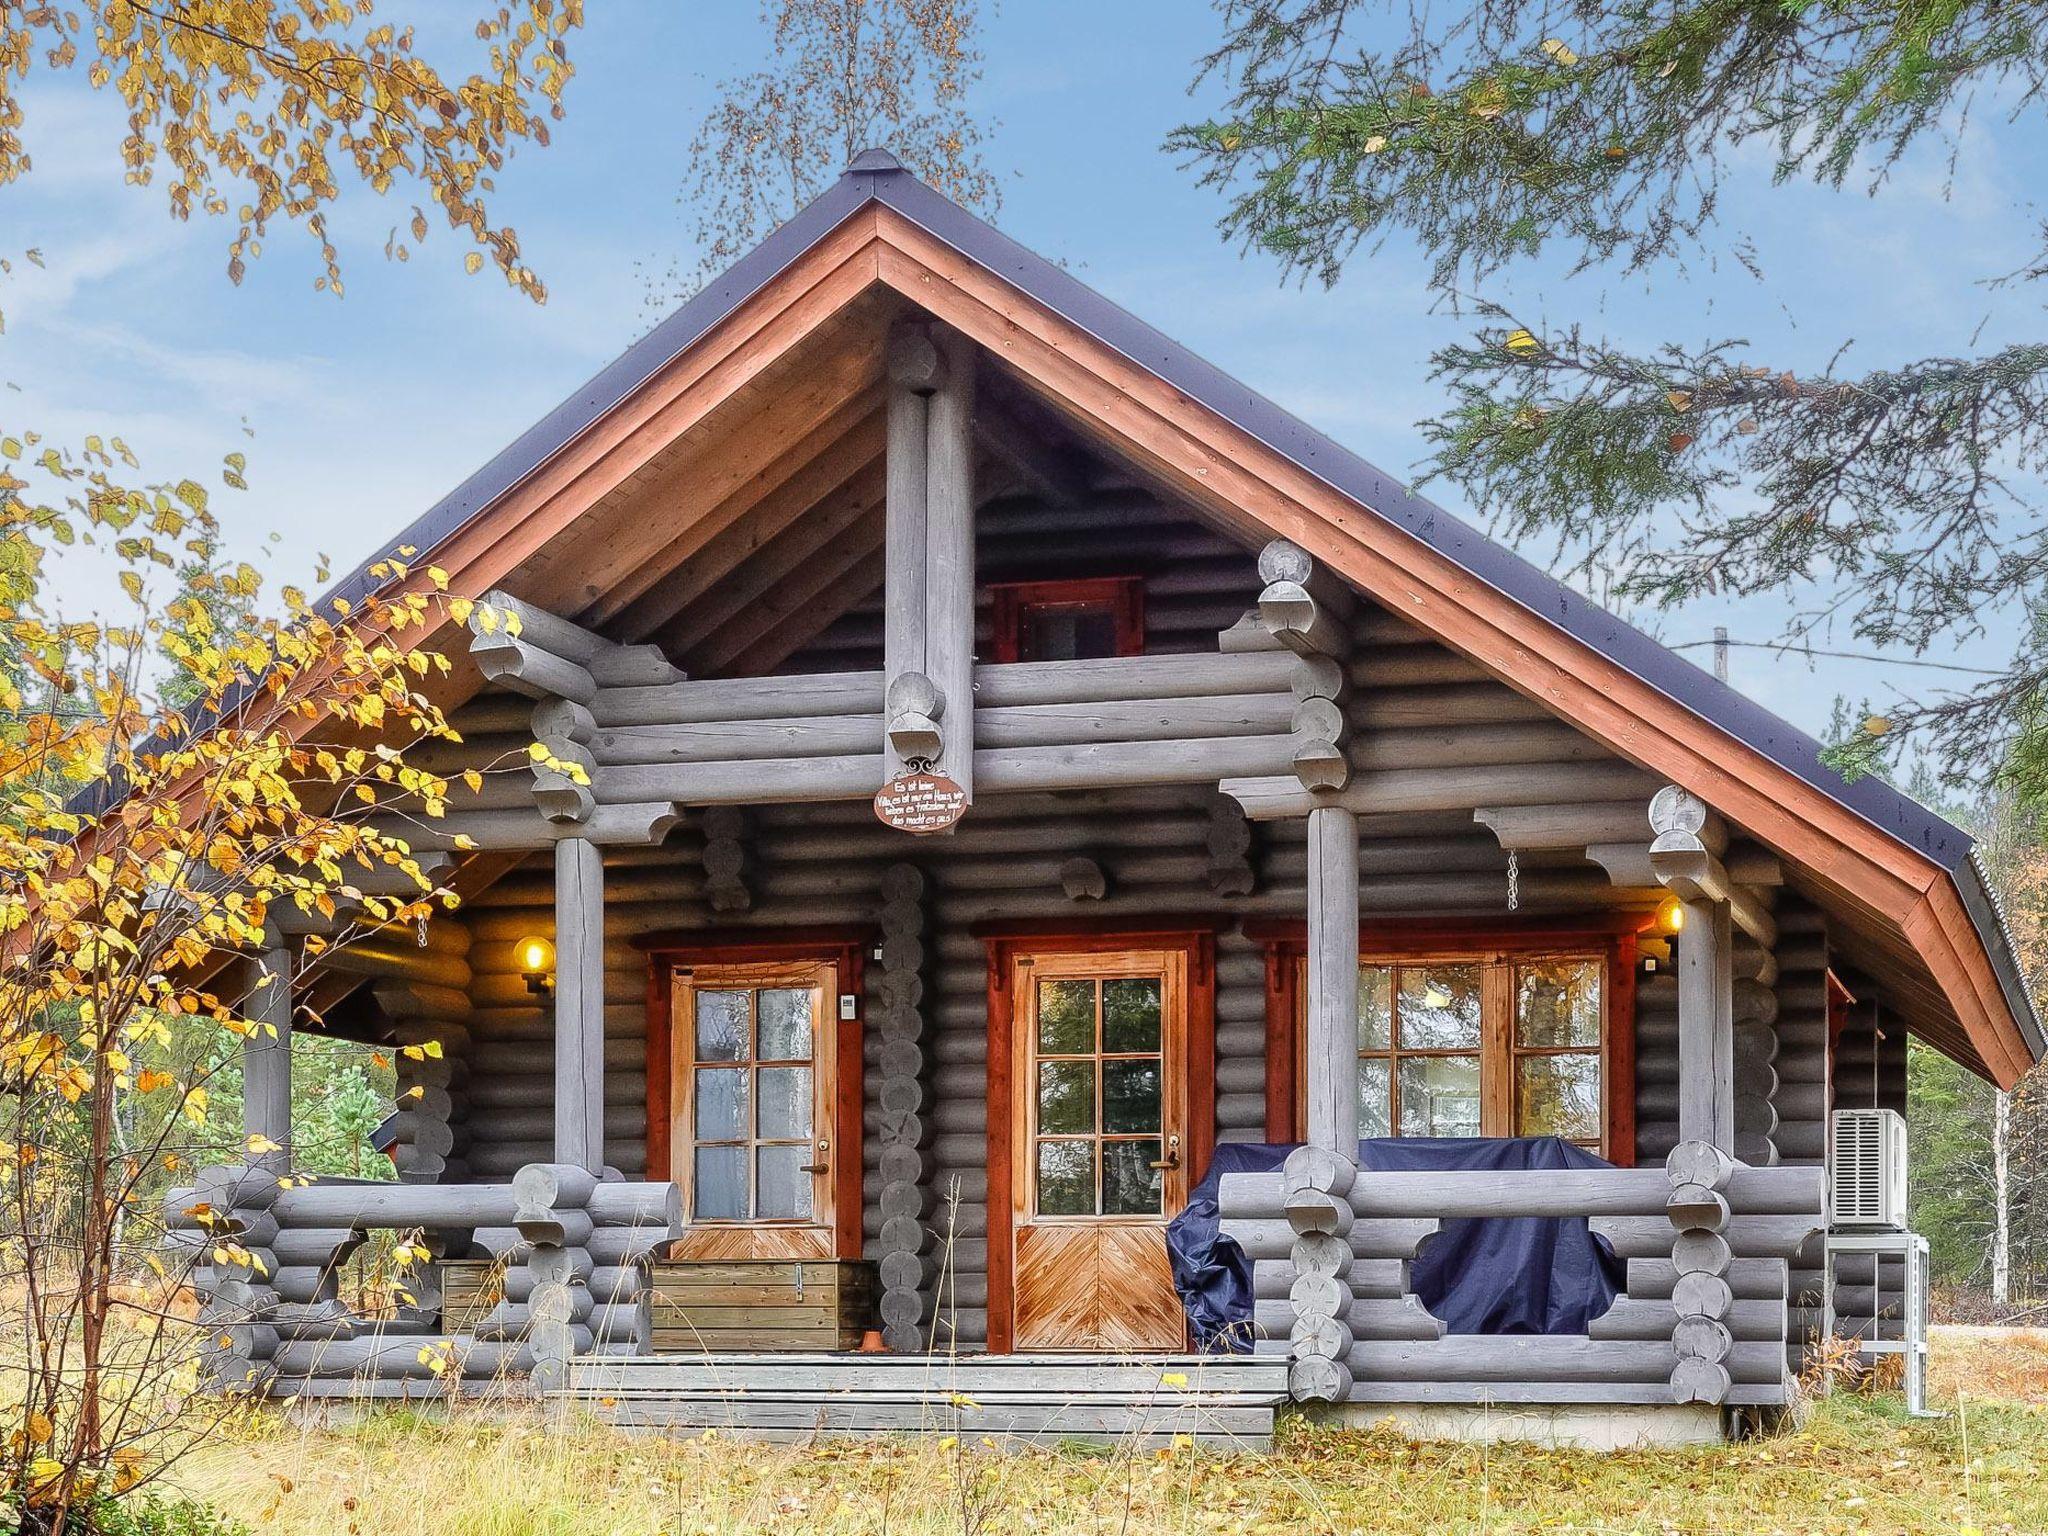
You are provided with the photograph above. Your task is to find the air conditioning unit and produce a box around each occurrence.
[1830,1108,1908,1229]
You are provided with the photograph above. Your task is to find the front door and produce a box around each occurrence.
[1004,947,1193,1351]
[666,959,842,1261]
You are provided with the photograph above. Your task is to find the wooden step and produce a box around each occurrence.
[559,1353,1287,1449]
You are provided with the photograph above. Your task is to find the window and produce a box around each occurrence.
[679,965,828,1221]
[988,577,1144,663]
[1258,923,1636,1162]
[1028,971,1171,1216]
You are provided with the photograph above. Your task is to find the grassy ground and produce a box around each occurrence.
[173,1327,2048,1536]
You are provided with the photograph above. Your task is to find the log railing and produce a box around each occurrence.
[1217,1147,1825,1409]
[167,1161,681,1396]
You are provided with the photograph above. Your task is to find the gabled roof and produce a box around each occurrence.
[312,149,2041,1085]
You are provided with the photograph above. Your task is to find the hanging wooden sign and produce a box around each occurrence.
[874,770,967,835]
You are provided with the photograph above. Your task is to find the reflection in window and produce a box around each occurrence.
[1355,962,1483,1141]
[1344,953,1606,1151]
[688,983,818,1220]
[1031,973,1166,1216]
[1514,959,1604,1147]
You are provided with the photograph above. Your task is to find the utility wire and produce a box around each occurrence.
[1669,638,2005,677]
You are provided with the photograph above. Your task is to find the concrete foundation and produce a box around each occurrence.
[1315,1401,1725,1451]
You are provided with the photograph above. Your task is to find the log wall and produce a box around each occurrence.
[447,575,1675,1350]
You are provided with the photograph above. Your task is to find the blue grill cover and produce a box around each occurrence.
[1167,1137,1626,1350]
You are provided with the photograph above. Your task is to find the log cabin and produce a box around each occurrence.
[170,150,2044,1450]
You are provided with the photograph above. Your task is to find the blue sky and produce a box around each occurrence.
[5,1,2039,745]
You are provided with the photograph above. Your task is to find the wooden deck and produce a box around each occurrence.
[560,1353,1291,1449]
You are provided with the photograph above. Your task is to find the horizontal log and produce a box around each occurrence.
[1591,1214,1823,1260]
[596,736,1299,805]
[1588,1298,1786,1343]
[274,1182,520,1229]
[1225,762,1662,820]
[1349,1336,1785,1387]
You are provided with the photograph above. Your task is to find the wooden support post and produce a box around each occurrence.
[925,330,977,801]
[1305,806,1360,1151]
[1653,787,1737,1151]
[1677,899,1735,1151]
[242,931,293,1170]
[554,837,606,1171]
[883,322,934,743]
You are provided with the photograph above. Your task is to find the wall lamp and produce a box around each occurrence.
[516,935,557,1000]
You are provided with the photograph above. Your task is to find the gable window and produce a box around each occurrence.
[988,577,1144,663]
[1254,922,1637,1163]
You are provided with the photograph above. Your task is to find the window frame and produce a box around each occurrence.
[1249,919,1640,1164]
[987,576,1146,664]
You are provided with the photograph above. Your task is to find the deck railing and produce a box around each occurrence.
[1217,1144,1825,1409]
[166,1161,681,1397]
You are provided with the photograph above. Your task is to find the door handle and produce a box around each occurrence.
[800,1138,831,1175]
[1148,1134,1182,1171]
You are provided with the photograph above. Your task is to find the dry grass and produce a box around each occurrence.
[165,1328,2048,1536]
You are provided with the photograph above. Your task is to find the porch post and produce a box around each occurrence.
[1304,805,1360,1150]
[1650,787,1737,1152]
[241,926,293,1171]
[554,835,605,1171]
[1677,897,1735,1150]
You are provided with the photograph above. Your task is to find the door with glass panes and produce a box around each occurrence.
[668,960,841,1260]
[1007,948,1191,1351]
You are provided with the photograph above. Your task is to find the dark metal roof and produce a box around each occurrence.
[235,150,2047,1062]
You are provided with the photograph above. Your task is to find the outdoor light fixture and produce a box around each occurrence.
[516,935,557,1000]
[1656,896,1686,936]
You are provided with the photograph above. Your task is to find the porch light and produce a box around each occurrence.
[1656,896,1685,936]
[517,935,557,1000]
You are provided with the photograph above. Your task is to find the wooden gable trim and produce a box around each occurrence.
[862,209,2028,1088]
[641,926,872,1259]
[285,191,2022,1088]
[981,926,1217,1354]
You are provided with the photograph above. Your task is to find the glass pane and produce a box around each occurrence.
[1357,1057,1391,1139]
[1357,965,1392,1052]
[1024,604,1119,662]
[756,1143,814,1219]
[1397,965,1483,1049]
[1518,1054,1602,1141]
[1103,977,1162,1052]
[1517,961,1602,1048]
[1037,1060,1095,1134]
[693,1145,746,1220]
[1397,1054,1481,1138]
[1036,979,1095,1054]
[1103,1140,1164,1215]
[693,1067,748,1141]
[1036,1140,1095,1215]
[1102,1059,1162,1133]
[757,988,815,1060]
[756,1066,812,1140]
[694,990,748,1062]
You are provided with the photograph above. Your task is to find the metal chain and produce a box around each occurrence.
[1506,850,1520,912]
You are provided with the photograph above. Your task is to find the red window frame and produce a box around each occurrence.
[1246,916,1643,1165]
[987,577,1145,664]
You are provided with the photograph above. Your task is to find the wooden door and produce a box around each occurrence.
[1006,948,1192,1351]
[666,960,843,1261]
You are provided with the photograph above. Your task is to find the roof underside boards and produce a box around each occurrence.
[291,154,2037,1084]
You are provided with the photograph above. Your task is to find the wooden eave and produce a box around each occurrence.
[207,157,2039,1088]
